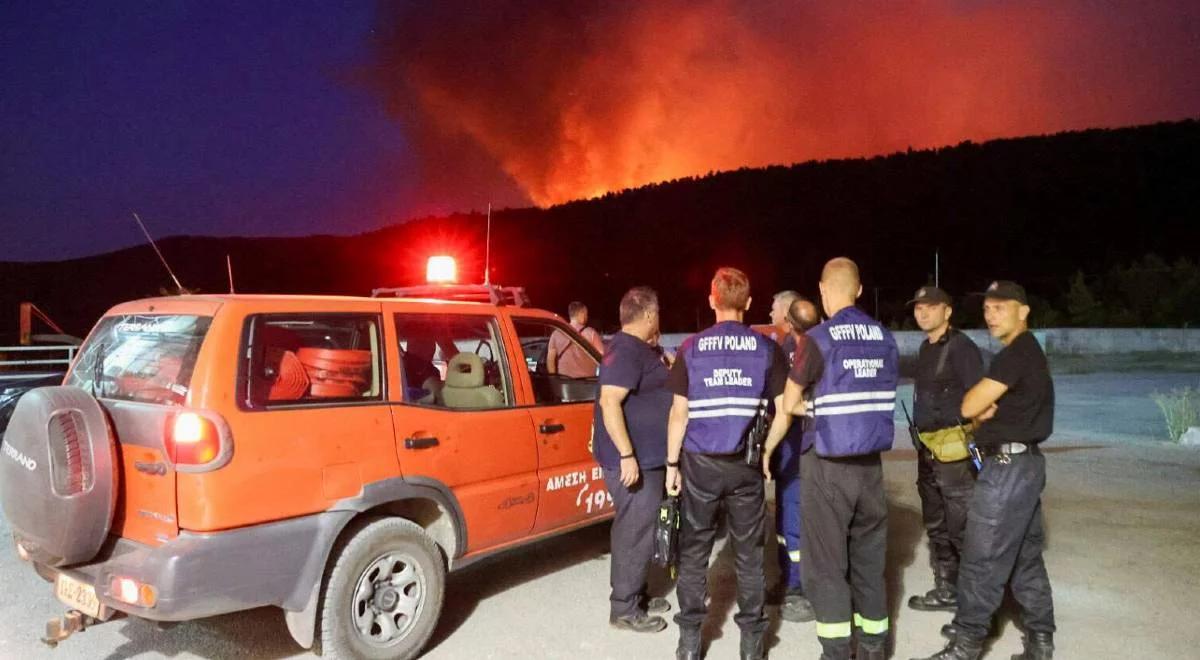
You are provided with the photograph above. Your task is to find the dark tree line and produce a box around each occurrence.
[2,119,1198,339]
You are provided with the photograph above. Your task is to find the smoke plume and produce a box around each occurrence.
[370,0,1200,209]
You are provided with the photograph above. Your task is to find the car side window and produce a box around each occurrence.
[244,314,383,408]
[393,313,513,409]
[511,318,599,405]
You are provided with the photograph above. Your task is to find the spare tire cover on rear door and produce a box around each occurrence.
[0,386,117,567]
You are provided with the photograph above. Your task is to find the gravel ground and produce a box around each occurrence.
[2,372,1199,659]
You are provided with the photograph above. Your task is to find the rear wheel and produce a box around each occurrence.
[316,518,445,659]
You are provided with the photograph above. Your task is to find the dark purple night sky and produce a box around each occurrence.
[3,1,1198,262]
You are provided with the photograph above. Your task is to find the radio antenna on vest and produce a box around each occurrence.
[484,203,492,286]
[132,212,185,292]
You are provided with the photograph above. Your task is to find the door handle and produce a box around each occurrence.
[539,423,566,434]
[404,436,440,450]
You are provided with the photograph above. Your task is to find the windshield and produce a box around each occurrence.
[67,314,212,405]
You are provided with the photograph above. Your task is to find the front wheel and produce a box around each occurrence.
[317,518,446,659]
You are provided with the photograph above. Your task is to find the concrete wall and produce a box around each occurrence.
[656,328,1200,357]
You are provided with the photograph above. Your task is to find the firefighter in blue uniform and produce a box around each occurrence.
[666,267,796,660]
[769,296,820,623]
[783,257,898,660]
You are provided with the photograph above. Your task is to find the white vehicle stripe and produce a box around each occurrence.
[689,408,761,419]
[813,391,896,406]
[689,397,768,409]
[813,402,897,416]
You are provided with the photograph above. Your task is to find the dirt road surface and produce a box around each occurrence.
[2,373,1198,658]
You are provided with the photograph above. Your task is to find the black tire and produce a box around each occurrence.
[316,517,445,660]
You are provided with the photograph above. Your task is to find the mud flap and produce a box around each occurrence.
[284,580,321,649]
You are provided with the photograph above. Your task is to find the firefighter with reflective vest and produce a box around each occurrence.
[781,257,899,660]
[666,267,795,660]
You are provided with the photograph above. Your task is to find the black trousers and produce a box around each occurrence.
[914,442,976,577]
[603,466,667,618]
[953,449,1055,641]
[674,451,767,634]
[801,451,888,659]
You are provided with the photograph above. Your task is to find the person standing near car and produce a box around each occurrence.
[666,267,794,660]
[912,281,1056,660]
[592,287,673,633]
[906,286,983,615]
[549,301,604,377]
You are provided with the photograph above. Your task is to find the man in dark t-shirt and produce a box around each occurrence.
[592,287,673,634]
[914,281,1057,660]
[906,286,984,615]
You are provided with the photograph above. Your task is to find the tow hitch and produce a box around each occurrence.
[41,609,120,648]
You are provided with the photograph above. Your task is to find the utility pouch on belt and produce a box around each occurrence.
[743,410,769,467]
[653,495,681,578]
[917,425,973,463]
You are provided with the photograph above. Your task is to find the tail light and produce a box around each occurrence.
[110,576,157,608]
[164,411,229,469]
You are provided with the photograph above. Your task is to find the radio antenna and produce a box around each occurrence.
[484,203,492,286]
[132,212,185,292]
[226,254,236,294]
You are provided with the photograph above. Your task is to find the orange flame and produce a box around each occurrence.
[374,0,1200,208]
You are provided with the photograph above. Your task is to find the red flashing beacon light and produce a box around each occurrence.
[426,256,457,284]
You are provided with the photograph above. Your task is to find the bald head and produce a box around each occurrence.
[787,297,820,333]
[819,257,863,317]
[821,257,861,295]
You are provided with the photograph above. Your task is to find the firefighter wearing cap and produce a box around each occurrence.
[666,267,795,660]
[913,281,1056,660]
[906,286,983,614]
[782,257,898,660]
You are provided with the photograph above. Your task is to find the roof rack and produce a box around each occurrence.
[370,284,531,307]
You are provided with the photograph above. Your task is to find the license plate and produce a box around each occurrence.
[54,573,101,618]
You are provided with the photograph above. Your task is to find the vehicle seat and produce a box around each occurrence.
[417,376,443,405]
[441,353,503,409]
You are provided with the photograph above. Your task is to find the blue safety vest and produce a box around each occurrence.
[803,306,899,457]
[681,321,777,455]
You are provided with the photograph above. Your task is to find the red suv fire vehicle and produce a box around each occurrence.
[0,268,611,659]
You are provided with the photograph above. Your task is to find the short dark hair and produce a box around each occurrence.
[567,301,587,318]
[619,287,658,326]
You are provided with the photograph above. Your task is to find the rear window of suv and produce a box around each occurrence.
[67,314,211,406]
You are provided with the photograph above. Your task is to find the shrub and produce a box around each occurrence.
[1151,386,1200,442]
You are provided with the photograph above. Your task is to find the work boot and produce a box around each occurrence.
[645,596,673,615]
[908,569,958,612]
[781,591,816,622]
[1010,632,1054,660]
[739,631,765,660]
[609,612,667,633]
[676,626,702,660]
[857,640,886,660]
[941,623,960,640]
[908,637,983,660]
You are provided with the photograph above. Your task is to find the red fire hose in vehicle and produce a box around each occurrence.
[296,348,372,398]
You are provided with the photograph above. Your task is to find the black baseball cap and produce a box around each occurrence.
[907,286,951,306]
[980,280,1028,304]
